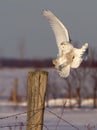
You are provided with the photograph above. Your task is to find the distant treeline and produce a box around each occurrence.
[0,58,96,68]
[0,58,53,68]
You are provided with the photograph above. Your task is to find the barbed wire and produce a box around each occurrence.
[0,107,82,130]
[0,111,27,120]
[0,123,51,130]
[0,123,26,128]
[46,108,81,130]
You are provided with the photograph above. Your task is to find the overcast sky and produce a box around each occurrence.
[0,0,97,59]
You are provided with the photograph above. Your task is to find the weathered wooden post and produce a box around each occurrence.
[26,70,48,130]
[9,78,18,102]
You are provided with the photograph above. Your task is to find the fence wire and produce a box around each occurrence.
[0,107,83,130]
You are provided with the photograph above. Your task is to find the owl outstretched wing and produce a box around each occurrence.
[43,10,70,55]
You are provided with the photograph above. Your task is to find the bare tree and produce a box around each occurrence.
[46,75,61,106]
[90,48,97,108]
[65,77,74,108]
[91,71,97,108]
[0,88,6,99]
[9,78,18,102]
[73,66,90,107]
[64,63,90,108]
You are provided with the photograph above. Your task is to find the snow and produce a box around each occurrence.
[0,107,97,130]
[46,98,94,107]
[0,98,97,130]
[0,68,97,130]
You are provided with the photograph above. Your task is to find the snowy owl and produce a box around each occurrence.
[43,10,88,78]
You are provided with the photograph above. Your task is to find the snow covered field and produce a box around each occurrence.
[0,107,97,130]
[0,68,97,130]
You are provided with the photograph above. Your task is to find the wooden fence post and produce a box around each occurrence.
[9,78,18,102]
[26,70,48,130]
